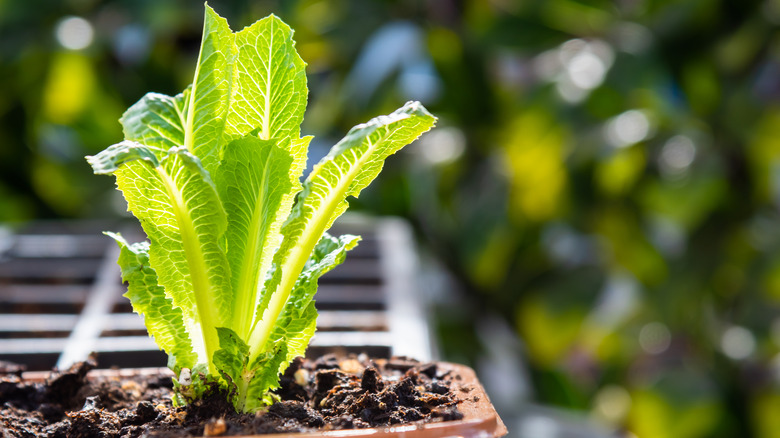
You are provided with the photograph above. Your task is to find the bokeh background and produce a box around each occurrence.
[3,0,780,436]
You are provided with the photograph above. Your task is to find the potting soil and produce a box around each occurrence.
[0,354,463,437]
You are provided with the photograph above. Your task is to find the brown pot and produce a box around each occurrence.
[21,362,507,438]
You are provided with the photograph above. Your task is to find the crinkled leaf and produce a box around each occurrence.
[222,16,312,289]
[120,5,234,173]
[213,327,249,407]
[90,141,232,368]
[183,4,236,173]
[260,233,360,362]
[215,135,295,339]
[120,90,189,151]
[106,232,197,370]
[86,140,160,174]
[248,102,436,359]
[243,341,288,412]
[230,235,358,412]
[227,14,307,143]
[213,327,287,413]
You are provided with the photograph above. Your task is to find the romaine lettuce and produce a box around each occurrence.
[86,4,436,412]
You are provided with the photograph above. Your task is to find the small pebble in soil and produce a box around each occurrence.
[339,359,364,375]
[293,368,309,387]
[121,380,142,399]
[82,395,101,411]
[204,417,227,436]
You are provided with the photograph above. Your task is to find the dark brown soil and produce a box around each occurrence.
[0,354,463,437]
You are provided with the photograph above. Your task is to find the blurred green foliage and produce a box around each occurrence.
[3,0,780,436]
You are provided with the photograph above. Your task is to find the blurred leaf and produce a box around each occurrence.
[752,391,780,438]
[540,0,614,35]
[595,145,646,197]
[681,60,720,116]
[594,207,667,285]
[715,18,767,73]
[580,324,622,362]
[503,109,569,223]
[517,295,584,366]
[762,259,780,303]
[31,158,82,216]
[629,388,722,438]
[640,173,727,231]
[0,182,33,221]
[747,109,780,203]
[427,27,462,66]
[42,52,96,124]
[467,225,518,291]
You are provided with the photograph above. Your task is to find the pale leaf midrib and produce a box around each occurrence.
[155,164,219,372]
[248,129,392,361]
[234,148,274,339]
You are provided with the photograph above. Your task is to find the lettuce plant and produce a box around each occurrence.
[86,4,435,413]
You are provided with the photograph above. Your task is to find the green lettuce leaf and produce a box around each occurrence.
[214,233,358,412]
[120,5,234,174]
[120,90,189,151]
[216,15,312,340]
[213,326,249,401]
[227,15,307,143]
[89,141,232,371]
[183,4,235,174]
[213,327,287,412]
[247,102,435,360]
[215,135,294,339]
[259,233,361,361]
[106,232,197,371]
[86,140,161,173]
[243,341,288,412]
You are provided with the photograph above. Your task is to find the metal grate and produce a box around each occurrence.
[0,216,432,370]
